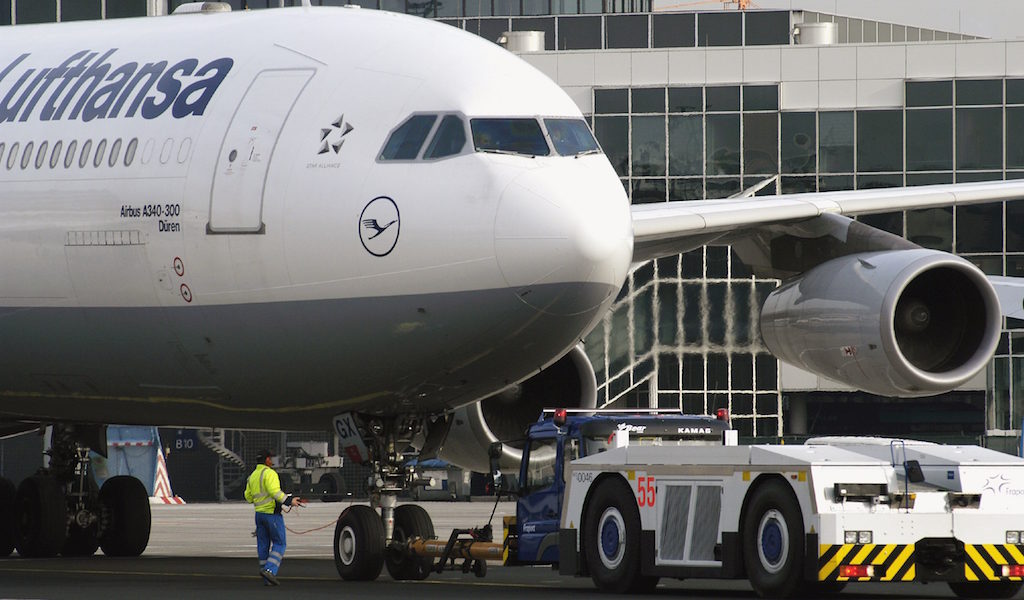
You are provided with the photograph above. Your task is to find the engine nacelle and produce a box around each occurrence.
[436,344,597,473]
[760,249,1001,397]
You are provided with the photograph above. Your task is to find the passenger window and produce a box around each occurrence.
[380,114,437,160]
[471,118,550,156]
[423,115,466,159]
[545,118,601,156]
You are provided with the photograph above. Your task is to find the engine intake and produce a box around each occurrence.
[436,344,597,472]
[760,249,1001,397]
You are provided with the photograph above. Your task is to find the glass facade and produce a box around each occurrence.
[589,79,1024,439]
[0,0,146,22]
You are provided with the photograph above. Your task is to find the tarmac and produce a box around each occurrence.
[0,500,996,599]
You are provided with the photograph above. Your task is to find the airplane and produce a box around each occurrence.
[1,0,1024,583]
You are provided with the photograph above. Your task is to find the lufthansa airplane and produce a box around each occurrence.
[1,0,1024,579]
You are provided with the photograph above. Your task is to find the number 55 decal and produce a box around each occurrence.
[637,475,656,507]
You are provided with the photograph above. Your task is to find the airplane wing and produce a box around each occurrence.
[632,180,1024,262]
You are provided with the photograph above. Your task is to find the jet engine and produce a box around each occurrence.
[760,249,1001,397]
[435,344,597,473]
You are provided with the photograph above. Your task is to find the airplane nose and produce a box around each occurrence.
[494,161,633,316]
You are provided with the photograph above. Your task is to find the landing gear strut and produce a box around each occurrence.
[0,424,151,558]
[331,415,437,581]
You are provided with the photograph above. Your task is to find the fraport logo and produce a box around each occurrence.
[0,49,233,124]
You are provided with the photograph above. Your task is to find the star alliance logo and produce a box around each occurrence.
[319,114,354,155]
[984,474,1011,494]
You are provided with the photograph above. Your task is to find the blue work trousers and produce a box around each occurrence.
[255,512,287,575]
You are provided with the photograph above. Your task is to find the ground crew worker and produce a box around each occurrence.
[244,449,306,586]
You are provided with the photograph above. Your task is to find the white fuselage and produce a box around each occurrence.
[0,7,633,428]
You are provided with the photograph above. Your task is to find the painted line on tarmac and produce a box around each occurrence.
[0,566,556,589]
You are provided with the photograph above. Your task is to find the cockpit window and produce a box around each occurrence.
[544,118,601,156]
[471,118,550,156]
[380,114,437,160]
[423,115,466,159]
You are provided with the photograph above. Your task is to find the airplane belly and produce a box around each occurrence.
[0,281,614,429]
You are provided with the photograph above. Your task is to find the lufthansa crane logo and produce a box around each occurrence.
[359,196,400,257]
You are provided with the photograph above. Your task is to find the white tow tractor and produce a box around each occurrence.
[552,413,1024,598]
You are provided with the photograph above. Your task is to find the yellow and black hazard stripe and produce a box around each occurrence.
[818,544,915,582]
[963,544,1024,582]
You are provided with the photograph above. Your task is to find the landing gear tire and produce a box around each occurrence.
[61,522,99,557]
[318,472,345,497]
[742,479,804,599]
[334,505,385,581]
[583,477,659,594]
[0,477,16,557]
[385,504,435,581]
[98,476,151,557]
[15,475,67,558]
[948,581,1023,599]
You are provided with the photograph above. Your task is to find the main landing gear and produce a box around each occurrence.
[0,424,151,559]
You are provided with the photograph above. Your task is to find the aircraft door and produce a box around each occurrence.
[208,69,314,233]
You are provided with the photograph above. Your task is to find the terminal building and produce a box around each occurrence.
[3,0,1024,496]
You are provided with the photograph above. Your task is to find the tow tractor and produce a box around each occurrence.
[385,409,1024,598]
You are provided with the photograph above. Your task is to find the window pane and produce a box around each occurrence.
[595,88,628,114]
[594,116,628,176]
[1008,79,1024,105]
[492,0,520,16]
[1008,201,1024,251]
[606,14,648,49]
[669,178,703,201]
[1009,107,1024,168]
[857,173,902,190]
[819,175,854,191]
[706,177,740,198]
[744,11,790,45]
[0,1,9,24]
[743,85,778,111]
[558,16,601,49]
[906,80,952,107]
[423,115,466,159]
[381,115,436,160]
[743,113,777,175]
[471,118,550,156]
[61,0,100,21]
[668,115,702,175]
[907,207,952,251]
[653,13,694,48]
[512,18,555,50]
[706,114,740,175]
[781,176,815,194]
[907,172,953,186]
[857,110,902,172]
[632,115,666,176]
[631,179,666,203]
[520,0,548,15]
[956,203,1002,253]
[435,0,462,17]
[697,12,741,46]
[467,18,511,39]
[906,108,952,171]
[544,118,599,156]
[858,211,903,236]
[106,0,148,17]
[706,86,740,112]
[956,79,1002,106]
[632,88,665,113]
[781,112,815,174]
[17,1,56,23]
[819,111,854,173]
[668,87,701,113]
[956,108,1002,170]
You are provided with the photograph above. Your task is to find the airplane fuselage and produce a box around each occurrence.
[0,7,633,429]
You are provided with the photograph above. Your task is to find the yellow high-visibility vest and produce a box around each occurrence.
[244,464,287,514]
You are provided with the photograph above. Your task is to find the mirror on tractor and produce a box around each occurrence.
[488,441,519,496]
